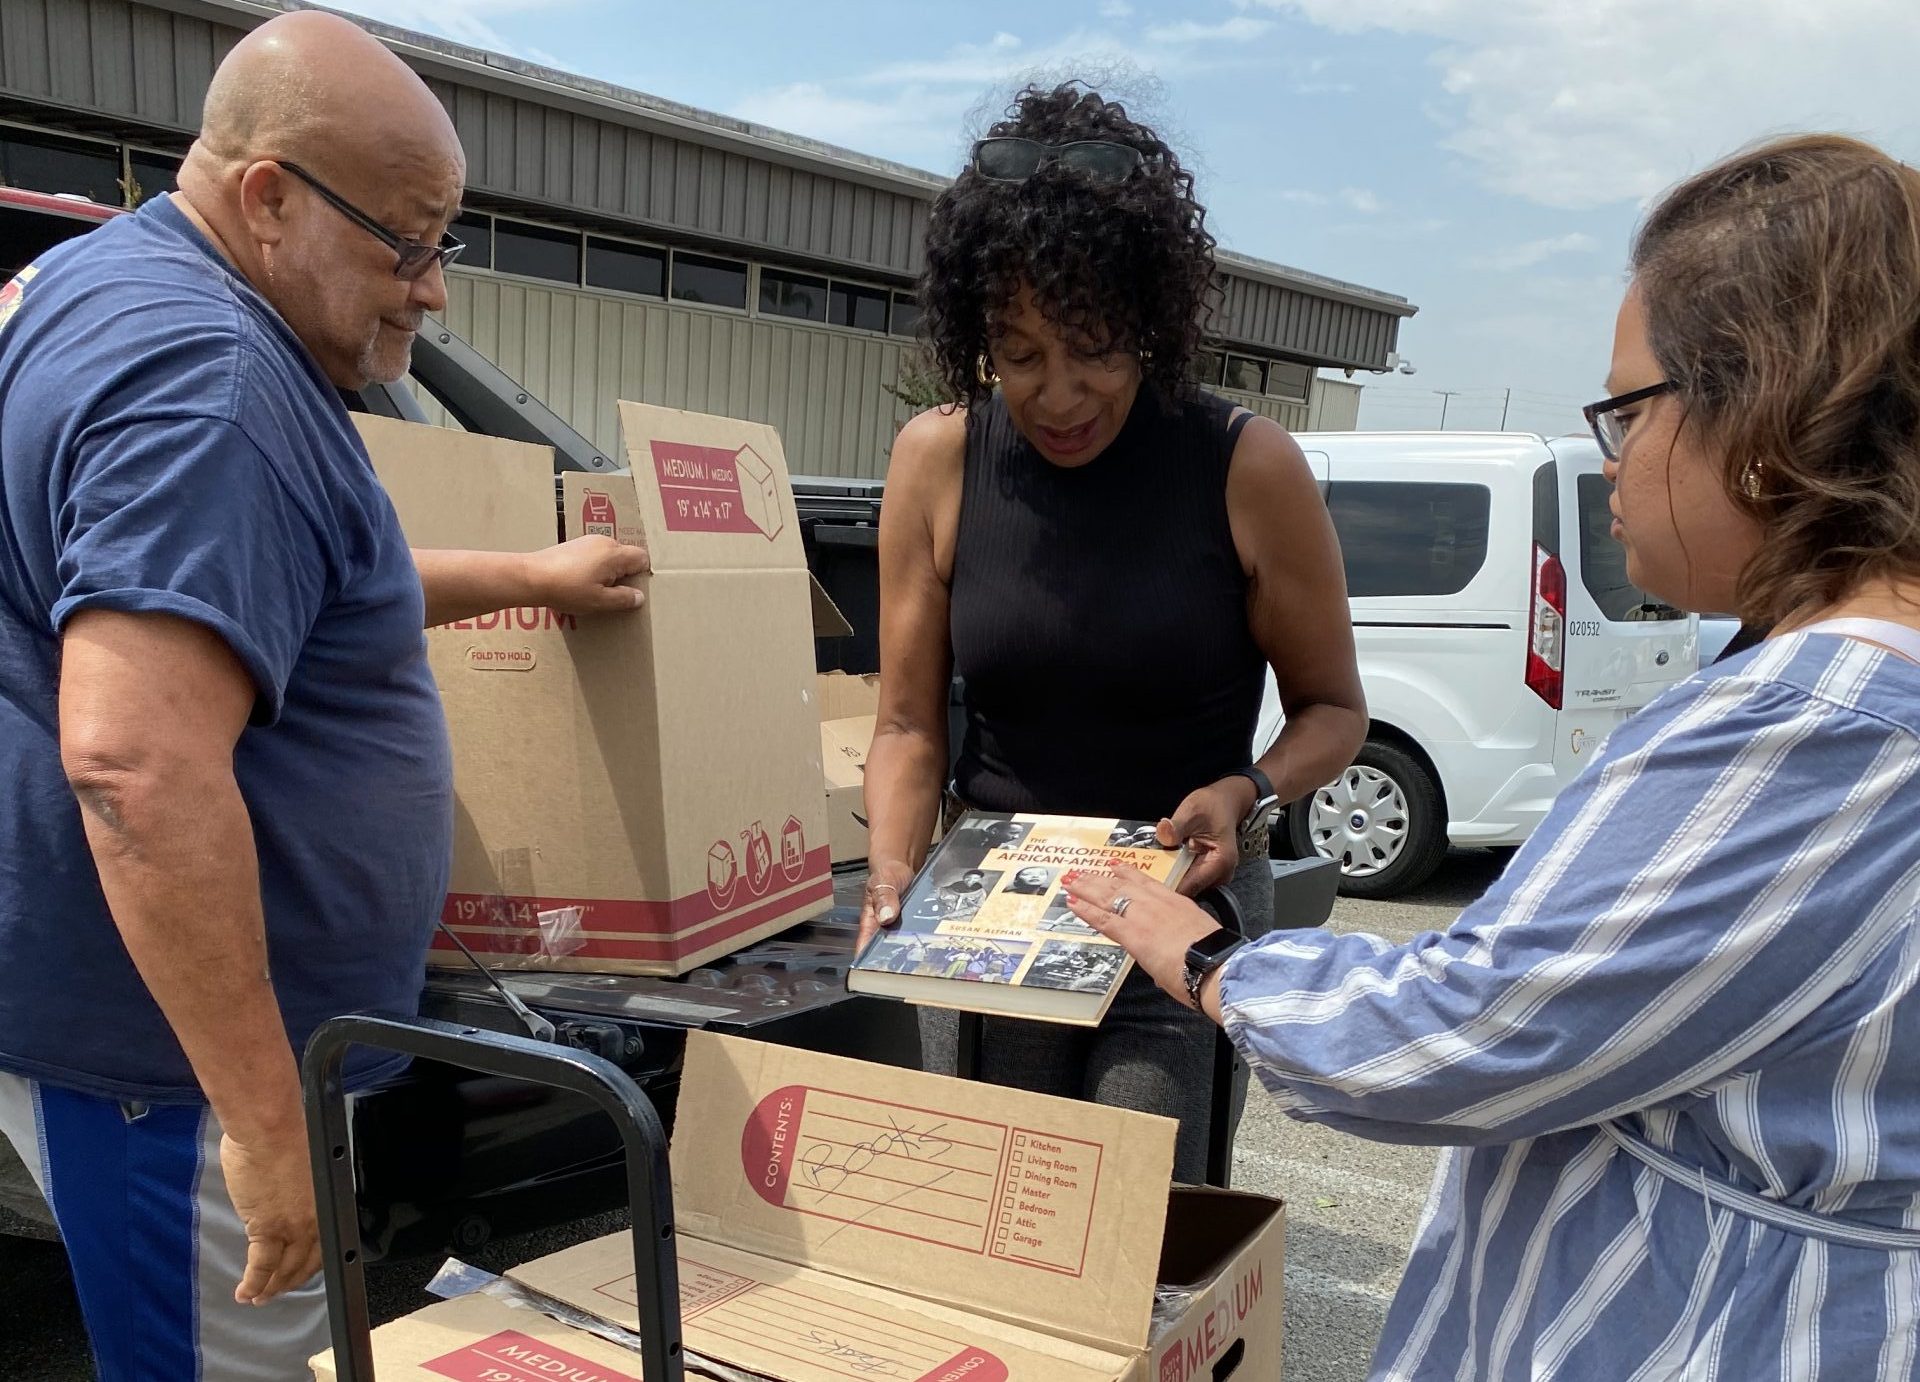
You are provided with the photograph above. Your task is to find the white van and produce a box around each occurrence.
[1258,431,1698,898]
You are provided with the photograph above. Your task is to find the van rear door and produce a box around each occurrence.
[1548,436,1697,775]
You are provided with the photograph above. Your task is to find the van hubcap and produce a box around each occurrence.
[1308,767,1410,877]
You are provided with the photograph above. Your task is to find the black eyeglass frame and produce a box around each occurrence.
[969,137,1150,184]
[1583,380,1674,460]
[276,161,465,281]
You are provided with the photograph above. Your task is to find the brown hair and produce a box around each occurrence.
[1632,134,1920,625]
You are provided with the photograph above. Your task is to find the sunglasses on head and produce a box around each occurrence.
[970,137,1149,185]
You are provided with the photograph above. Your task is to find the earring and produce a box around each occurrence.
[976,354,999,388]
[1740,459,1764,500]
[1139,347,1154,367]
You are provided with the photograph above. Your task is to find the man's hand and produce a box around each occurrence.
[1157,776,1257,895]
[223,1125,321,1305]
[415,538,650,626]
[523,535,649,614]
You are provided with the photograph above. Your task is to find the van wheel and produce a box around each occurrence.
[1286,741,1447,899]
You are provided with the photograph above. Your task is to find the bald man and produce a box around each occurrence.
[0,14,647,1378]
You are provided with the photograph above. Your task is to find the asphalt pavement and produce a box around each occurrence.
[0,849,1509,1381]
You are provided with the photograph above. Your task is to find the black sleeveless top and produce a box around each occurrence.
[949,388,1266,822]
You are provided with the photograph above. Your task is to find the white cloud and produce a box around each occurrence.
[334,0,575,58]
[1099,0,1134,16]
[1473,230,1599,271]
[730,82,959,157]
[1277,188,1330,206]
[1143,16,1275,44]
[1340,186,1384,214]
[1242,0,1920,209]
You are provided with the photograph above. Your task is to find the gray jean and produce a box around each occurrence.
[919,855,1275,1184]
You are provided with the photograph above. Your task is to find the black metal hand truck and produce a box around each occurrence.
[303,1014,686,1381]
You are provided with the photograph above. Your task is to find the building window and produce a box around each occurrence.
[760,268,829,322]
[586,236,666,297]
[671,251,749,309]
[890,293,923,338]
[830,282,889,333]
[125,151,182,204]
[1266,359,1313,403]
[492,218,581,284]
[1223,355,1265,393]
[0,129,121,206]
[450,212,493,271]
[1189,349,1225,386]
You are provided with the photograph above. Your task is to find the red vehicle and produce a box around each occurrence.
[0,185,123,280]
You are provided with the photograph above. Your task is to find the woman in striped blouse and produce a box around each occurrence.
[1066,133,1920,1379]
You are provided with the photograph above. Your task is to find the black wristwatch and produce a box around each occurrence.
[1183,928,1247,1009]
[1226,765,1282,854]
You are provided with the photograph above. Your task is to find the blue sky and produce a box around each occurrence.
[341,0,1920,437]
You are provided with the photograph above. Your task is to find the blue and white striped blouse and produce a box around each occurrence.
[1218,629,1920,1380]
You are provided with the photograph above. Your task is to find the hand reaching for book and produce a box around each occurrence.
[856,858,917,953]
[1156,778,1250,894]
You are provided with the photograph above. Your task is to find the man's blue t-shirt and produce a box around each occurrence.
[0,195,453,1101]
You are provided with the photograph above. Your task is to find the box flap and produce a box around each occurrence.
[511,1233,1135,1382]
[810,577,855,639]
[816,672,882,721]
[608,401,806,574]
[356,415,560,553]
[671,1033,1176,1353]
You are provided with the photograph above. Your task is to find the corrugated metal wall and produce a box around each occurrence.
[0,0,1411,370]
[418,271,916,478]
[414,273,1363,477]
[1215,275,1398,373]
[426,78,931,280]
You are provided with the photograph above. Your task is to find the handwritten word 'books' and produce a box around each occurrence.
[849,812,1194,1025]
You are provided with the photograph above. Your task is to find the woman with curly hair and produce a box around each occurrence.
[856,83,1367,1181]
[1066,133,1920,1377]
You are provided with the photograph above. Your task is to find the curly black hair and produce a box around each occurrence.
[918,83,1218,408]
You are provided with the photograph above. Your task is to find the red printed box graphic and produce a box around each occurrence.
[424,1329,640,1382]
[650,439,784,540]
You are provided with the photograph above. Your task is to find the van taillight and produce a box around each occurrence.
[1527,542,1566,709]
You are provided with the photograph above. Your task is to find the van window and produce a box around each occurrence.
[1327,481,1491,598]
[1575,473,1685,621]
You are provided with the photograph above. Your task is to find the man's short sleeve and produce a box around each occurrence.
[51,415,334,725]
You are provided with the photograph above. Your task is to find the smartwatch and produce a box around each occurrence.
[1182,928,1247,1009]
[1227,765,1282,854]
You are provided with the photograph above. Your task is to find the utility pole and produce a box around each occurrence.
[1499,387,1512,429]
[1434,390,1462,429]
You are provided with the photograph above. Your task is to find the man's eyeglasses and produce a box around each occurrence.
[970,137,1148,185]
[1583,381,1674,461]
[276,162,464,282]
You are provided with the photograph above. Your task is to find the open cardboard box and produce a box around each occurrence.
[817,672,880,865]
[360,405,848,976]
[315,1034,1284,1381]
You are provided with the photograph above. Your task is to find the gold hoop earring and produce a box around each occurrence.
[976,355,999,388]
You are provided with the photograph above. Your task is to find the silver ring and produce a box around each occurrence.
[1110,895,1133,917]
[871,882,898,894]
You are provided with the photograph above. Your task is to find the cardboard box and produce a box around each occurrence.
[314,1035,1284,1381]
[817,671,880,865]
[360,405,842,975]
[309,1293,657,1382]
[524,1034,1282,1382]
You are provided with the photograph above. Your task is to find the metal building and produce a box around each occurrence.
[0,0,1417,475]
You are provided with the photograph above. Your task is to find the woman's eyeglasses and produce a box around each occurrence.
[276,161,465,282]
[1583,381,1674,461]
[970,137,1148,185]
